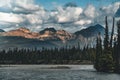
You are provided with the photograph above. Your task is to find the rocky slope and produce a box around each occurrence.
[115,6,120,18]
[0,29,5,32]
[2,27,75,42]
[0,24,105,49]
[75,24,105,38]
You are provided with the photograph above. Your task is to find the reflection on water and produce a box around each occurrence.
[0,65,120,80]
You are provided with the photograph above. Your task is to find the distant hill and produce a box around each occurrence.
[0,24,105,49]
[0,29,5,32]
[39,28,57,34]
[115,6,120,18]
[2,27,74,42]
[75,24,105,38]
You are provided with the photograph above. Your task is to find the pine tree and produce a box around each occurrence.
[94,32,102,70]
[110,17,115,48]
[95,16,115,72]
[100,16,115,72]
[116,20,120,72]
[113,37,118,72]
[104,16,109,50]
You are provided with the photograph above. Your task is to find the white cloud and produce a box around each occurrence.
[0,12,24,23]
[0,0,120,33]
[95,2,120,30]
[0,0,48,31]
[0,0,12,7]
[84,4,98,19]
[13,1,41,13]
[74,20,92,25]
[55,6,83,23]
[100,2,120,16]
[26,14,43,24]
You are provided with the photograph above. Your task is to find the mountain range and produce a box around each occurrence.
[0,29,5,32]
[0,24,104,49]
[115,6,120,18]
[75,24,104,38]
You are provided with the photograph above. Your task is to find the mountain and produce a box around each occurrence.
[75,24,105,38]
[74,24,105,48]
[39,28,75,42]
[3,27,40,39]
[0,25,105,49]
[39,28,59,41]
[39,28,56,34]
[2,27,74,42]
[115,6,120,18]
[0,29,5,32]
[0,27,75,49]
[56,30,75,42]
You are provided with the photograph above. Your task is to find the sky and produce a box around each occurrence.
[35,0,118,10]
[0,0,120,33]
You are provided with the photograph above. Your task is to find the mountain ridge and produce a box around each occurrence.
[0,29,5,32]
[115,6,120,17]
[75,24,105,38]
[0,24,105,49]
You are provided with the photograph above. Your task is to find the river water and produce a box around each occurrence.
[0,65,119,80]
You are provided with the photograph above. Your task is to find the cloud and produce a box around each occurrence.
[100,2,120,16]
[0,0,120,33]
[0,12,24,23]
[0,0,12,7]
[0,0,37,13]
[12,1,42,14]
[0,0,48,31]
[83,4,98,19]
[54,6,83,23]
[74,20,92,25]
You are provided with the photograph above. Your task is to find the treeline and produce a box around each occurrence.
[0,45,96,64]
[94,17,120,73]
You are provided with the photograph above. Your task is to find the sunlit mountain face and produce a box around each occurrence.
[0,24,104,49]
[0,0,120,49]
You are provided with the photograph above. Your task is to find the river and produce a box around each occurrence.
[0,65,119,80]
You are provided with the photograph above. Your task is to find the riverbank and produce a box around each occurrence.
[0,60,93,65]
[0,65,94,70]
[0,65,119,80]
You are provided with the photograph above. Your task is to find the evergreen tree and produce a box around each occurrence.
[113,37,118,72]
[100,16,115,72]
[94,32,102,70]
[104,16,109,50]
[95,16,115,72]
[110,17,115,48]
[116,20,120,72]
